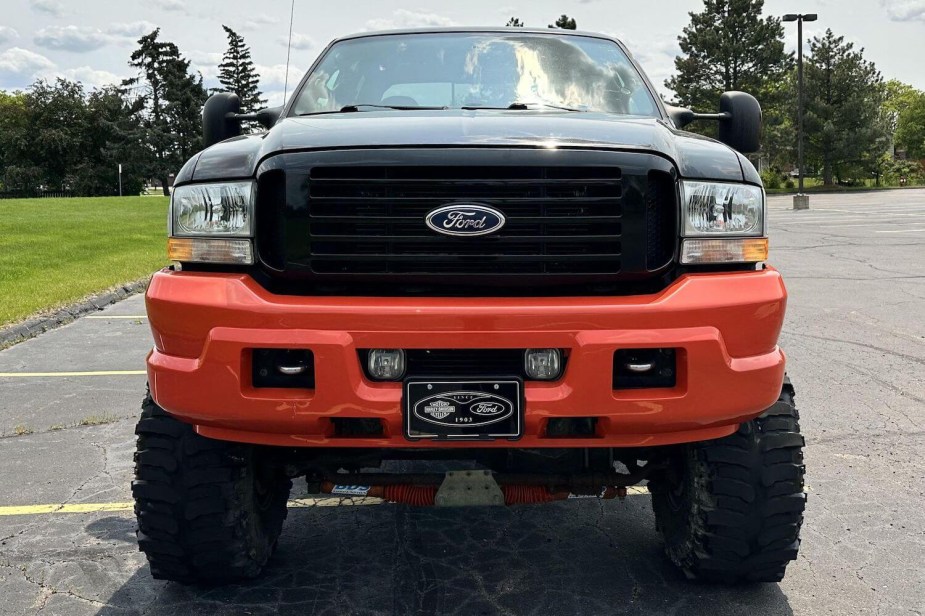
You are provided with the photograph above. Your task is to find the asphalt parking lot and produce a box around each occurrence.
[0,189,923,616]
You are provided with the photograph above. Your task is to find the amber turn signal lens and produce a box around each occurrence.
[681,237,768,264]
[167,237,254,264]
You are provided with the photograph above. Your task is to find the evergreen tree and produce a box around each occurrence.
[549,15,577,29]
[666,0,792,159]
[506,17,524,27]
[123,29,207,195]
[217,25,265,113]
[668,0,789,109]
[803,29,888,184]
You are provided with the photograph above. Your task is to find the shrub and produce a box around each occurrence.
[760,169,782,189]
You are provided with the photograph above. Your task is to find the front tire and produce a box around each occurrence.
[132,393,291,584]
[651,377,806,583]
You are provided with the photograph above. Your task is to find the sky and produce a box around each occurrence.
[1,0,924,107]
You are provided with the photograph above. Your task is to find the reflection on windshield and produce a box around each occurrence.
[292,33,658,117]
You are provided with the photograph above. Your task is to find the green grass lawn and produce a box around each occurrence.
[0,196,169,326]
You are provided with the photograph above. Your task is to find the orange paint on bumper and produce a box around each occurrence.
[145,268,787,448]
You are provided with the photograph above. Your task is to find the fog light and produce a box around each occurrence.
[367,349,406,380]
[525,349,562,380]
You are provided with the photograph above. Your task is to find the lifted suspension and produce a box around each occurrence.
[314,465,661,507]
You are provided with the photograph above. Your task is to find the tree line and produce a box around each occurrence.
[0,25,263,197]
[664,0,924,187]
[1,3,924,197]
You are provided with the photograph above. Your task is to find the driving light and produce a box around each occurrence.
[170,181,254,237]
[682,181,764,236]
[681,238,768,264]
[525,349,562,380]
[367,349,406,380]
[167,237,254,264]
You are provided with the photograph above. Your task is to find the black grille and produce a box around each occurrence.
[306,166,624,275]
[359,349,566,380]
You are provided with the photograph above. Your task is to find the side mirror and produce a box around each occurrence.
[203,94,284,149]
[665,91,762,154]
[717,91,762,154]
[254,106,283,129]
[203,93,242,148]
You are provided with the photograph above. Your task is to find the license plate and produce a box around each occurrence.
[404,379,523,440]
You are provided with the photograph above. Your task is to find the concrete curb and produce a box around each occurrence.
[0,278,150,349]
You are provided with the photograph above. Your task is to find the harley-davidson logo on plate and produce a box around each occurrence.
[404,379,523,440]
[425,204,506,237]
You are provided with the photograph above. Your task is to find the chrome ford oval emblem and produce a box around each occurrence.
[425,204,506,237]
[413,391,514,427]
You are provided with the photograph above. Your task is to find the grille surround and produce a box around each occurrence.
[256,148,678,293]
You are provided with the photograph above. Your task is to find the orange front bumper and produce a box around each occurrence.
[145,268,787,449]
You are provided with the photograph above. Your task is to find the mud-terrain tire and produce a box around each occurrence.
[651,377,805,583]
[132,393,291,584]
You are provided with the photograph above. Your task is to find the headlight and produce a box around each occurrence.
[680,181,766,265]
[168,181,255,265]
[170,181,254,237]
[681,181,764,237]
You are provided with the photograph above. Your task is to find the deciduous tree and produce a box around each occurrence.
[888,83,925,159]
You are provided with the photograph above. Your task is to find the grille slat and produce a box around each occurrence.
[304,165,626,276]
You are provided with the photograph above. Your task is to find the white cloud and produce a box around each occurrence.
[264,88,286,107]
[152,0,187,12]
[279,33,315,50]
[105,21,159,38]
[29,0,63,16]
[188,50,222,65]
[364,9,457,31]
[0,26,19,45]
[256,63,303,90]
[54,66,122,89]
[34,25,110,53]
[881,0,925,21]
[240,14,279,31]
[0,47,56,85]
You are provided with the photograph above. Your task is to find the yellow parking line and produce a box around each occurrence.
[0,502,135,515]
[0,370,146,377]
[0,499,380,516]
[84,315,148,319]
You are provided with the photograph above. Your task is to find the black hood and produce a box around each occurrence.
[181,110,754,184]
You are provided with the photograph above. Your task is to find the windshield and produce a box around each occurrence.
[291,32,660,117]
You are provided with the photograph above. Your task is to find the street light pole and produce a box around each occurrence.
[783,13,817,211]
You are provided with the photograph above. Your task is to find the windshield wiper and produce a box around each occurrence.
[298,104,448,117]
[461,101,587,112]
[340,103,451,112]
